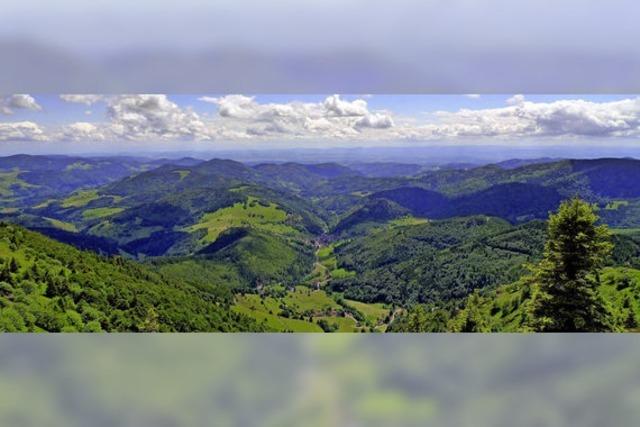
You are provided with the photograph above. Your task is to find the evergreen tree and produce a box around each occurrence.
[458,293,490,332]
[624,310,638,329]
[8,257,19,273]
[0,262,11,284]
[531,198,614,332]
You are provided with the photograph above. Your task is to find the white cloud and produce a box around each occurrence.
[465,94,481,99]
[506,94,526,106]
[355,113,394,129]
[60,94,104,105]
[417,97,640,139]
[323,95,369,117]
[0,121,47,141]
[199,94,394,139]
[58,122,106,141]
[0,94,42,115]
[106,94,210,140]
[200,95,256,119]
[6,94,640,143]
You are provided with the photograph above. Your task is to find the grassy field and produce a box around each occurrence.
[186,196,299,243]
[605,200,630,210]
[64,161,93,171]
[344,299,389,325]
[316,243,357,280]
[233,294,323,332]
[318,245,338,270]
[44,217,78,232]
[174,170,190,181]
[0,170,38,198]
[82,207,125,220]
[232,284,394,332]
[283,286,341,312]
[389,216,429,227]
[61,190,100,208]
[314,315,359,332]
[611,228,640,236]
[33,199,55,209]
[331,268,356,280]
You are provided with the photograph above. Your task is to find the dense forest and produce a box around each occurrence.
[0,223,263,331]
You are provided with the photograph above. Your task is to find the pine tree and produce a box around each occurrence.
[0,262,12,284]
[459,293,490,332]
[531,198,614,332]
[625,310,638,329]
[8,257,19,273]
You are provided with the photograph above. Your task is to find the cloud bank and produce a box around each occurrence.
[0,94,42,115]
[1,94,640,143]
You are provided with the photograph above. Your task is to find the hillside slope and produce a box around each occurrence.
[0,223,263,332]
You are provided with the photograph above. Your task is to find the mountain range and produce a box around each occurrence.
[2,154,640,331]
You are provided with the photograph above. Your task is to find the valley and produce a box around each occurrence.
[3,154,640,331]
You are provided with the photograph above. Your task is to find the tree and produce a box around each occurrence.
[403,306,451,332]
[406,305,428,332]
[317,319,338,332]
[139,306,160,332]
[531,198,614,332]
[457,293,491,332]
[8,257,19,273]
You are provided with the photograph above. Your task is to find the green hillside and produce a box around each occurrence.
[0,223,263,332]
[391,266,640,332]
[3,155,640,332]
[186,196,299,243]
[331,217,546,305]
[155,228,315,289]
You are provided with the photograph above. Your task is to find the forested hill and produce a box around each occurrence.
[0,223,263,332]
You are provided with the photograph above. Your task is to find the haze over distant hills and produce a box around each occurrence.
[3,144,640,167]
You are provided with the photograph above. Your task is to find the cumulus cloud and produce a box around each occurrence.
[58,122,106,141]
[200,95,257,119]
[323,95,369,117]
[420,97,640,139]
[0,121,47,141]
[60,94,104,105]
[200,94,394,139]
[355,112,394,129]
[106,94,210,140]
[43,94,213,142]
[506,94,526,106]
[0,94,42,115]
[4,94,640,143]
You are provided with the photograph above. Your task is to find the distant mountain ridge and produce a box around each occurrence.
[5,154,640,262]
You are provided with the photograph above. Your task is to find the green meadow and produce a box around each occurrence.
[61,190,100,208]
[186,196,299,243]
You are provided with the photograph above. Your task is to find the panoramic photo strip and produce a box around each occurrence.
[2,93,640,332]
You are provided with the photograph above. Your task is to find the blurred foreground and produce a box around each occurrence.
[1,334,639,426]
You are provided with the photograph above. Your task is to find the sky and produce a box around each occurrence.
[1,94,640,155]
[2,1,638,57]
[2,0,640,94]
